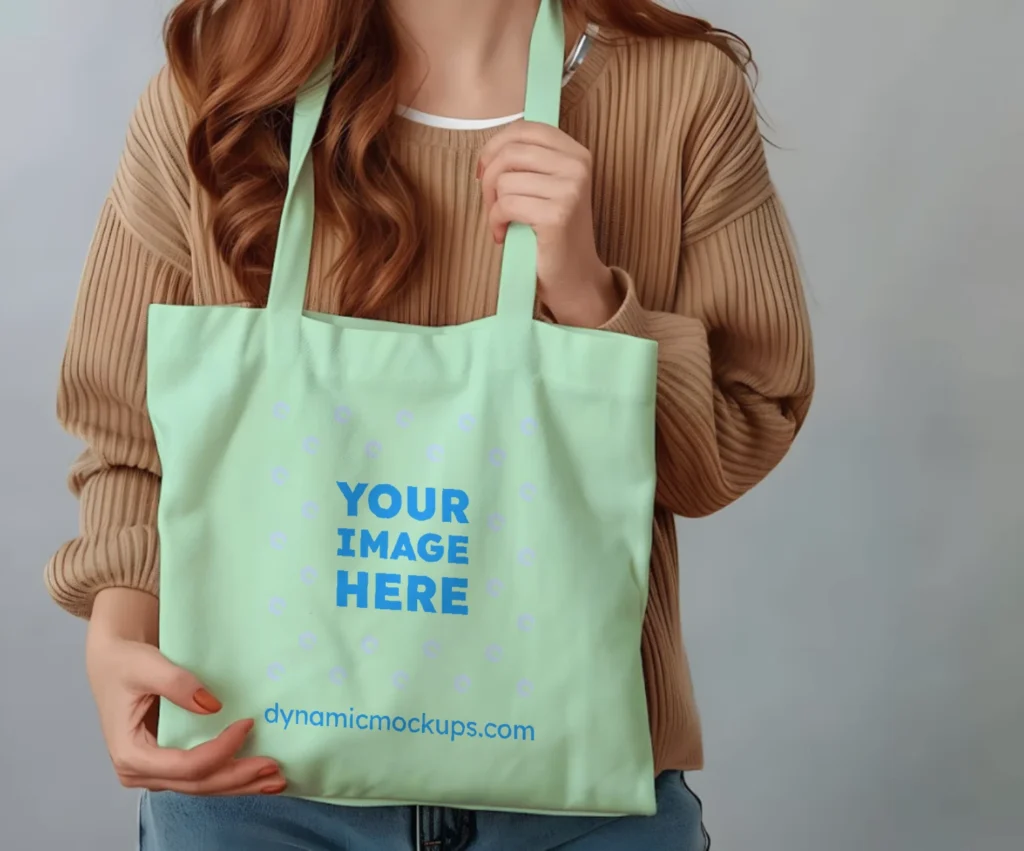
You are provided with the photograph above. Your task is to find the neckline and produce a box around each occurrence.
[391,36,611,150]
[397,106,524,130]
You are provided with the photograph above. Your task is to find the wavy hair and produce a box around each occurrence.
[164,1,752,316]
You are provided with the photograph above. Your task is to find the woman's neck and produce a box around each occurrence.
[388,0,574,119]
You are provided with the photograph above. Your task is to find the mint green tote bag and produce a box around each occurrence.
[150,0,658,816]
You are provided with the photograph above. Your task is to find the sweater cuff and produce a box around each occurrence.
[599,267,650,339]
[45,466,160,619]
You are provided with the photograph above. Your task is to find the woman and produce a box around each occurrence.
[47,0,813,847]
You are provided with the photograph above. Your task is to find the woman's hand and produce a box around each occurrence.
[86,589,285,796]
[478,121,621,328]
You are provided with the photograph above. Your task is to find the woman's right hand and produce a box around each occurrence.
[86,588,286,796]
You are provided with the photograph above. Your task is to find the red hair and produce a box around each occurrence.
[164,1,752,317]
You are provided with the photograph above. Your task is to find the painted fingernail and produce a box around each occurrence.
[256,766,279,779]
[261,782,287,795]
[192,689,222,713]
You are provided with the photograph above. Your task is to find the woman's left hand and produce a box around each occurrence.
[478,121,621,328]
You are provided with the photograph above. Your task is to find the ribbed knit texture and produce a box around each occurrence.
[47,35,813,773]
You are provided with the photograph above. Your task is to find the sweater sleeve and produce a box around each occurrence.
[601,49,814,518]
[46,68,193,617]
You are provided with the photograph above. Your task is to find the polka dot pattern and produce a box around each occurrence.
[262,395,547,708]
[520,417,539,436]
[517,548,536,567]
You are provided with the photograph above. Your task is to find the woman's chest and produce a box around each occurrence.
[190,119,685,322]
[308,147,506,326]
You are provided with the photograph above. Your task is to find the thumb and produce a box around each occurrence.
[123,642,223,716]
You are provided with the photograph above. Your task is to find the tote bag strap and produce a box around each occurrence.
[266,0,565,323]
[266,56,333,318]
[494,0,564,322]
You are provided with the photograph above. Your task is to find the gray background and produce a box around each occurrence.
[1,0,1021,848]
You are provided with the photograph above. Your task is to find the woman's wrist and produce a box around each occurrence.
[89,588,159,646]
[550,264,621,328]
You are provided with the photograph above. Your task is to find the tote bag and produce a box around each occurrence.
[151,0,658,816]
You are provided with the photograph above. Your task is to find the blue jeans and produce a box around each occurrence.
[139,771,709,850]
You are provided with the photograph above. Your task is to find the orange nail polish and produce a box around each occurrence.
[192,688,222,713]
[257,766,279,779]
[261,782,287,795]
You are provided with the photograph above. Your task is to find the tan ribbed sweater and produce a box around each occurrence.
[47,35,813,773]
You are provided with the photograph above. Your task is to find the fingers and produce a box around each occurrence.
[116,718,255,784]
[111,647,279,789]
[488,192,574,243]
[170,760,286,797]
[483,171,558,213]
[478,120,583,168]
[480,141,589,201]
[90,633,286,798]
[206,776,287,798]
[496,172,578,202]
[481,141,561,182]
[478,127,592,246]
[480,142,560,219]
[125,754,285,796]
[478,123,590,191]
[125,764,286,797]
[114,717,286,795]
[121,641,221,716]
[486,173,568,240]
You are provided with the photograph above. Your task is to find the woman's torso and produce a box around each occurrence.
[109,32,776,772]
